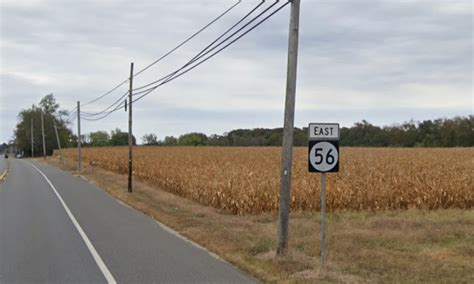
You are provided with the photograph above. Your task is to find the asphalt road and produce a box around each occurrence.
[0,158,256,283]
[0,158,8,176]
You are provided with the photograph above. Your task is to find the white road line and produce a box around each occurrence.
[24,161,117,284]
[0,169,8,181]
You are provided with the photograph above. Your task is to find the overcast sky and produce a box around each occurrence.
[1,0,472,143]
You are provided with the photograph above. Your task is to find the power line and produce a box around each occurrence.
[81,79,129,108]
[69,106,78,113]
[73,0,241,113]
[80,91,128,117]
[64,110,78,124]
[74,0,289,122]
[82,101,125,121]
[133,0,268,92]
[133,0,242,78]
[131,0,290,103]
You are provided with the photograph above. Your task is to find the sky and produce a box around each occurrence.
[0,0,472,143]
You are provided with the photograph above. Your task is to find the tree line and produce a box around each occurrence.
[140,116,473,147]
[12,94,75,157]
[7,94,473,157]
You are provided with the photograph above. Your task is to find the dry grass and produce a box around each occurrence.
[54,147,474,214]
[43,157,474,283]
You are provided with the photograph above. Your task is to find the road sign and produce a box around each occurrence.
[308,122,340,269]
[309,123,339,140]
[308,140,339,173]
[308,123,339,173]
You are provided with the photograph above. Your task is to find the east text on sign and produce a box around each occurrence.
[308,123,340,140]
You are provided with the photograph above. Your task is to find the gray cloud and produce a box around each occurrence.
[1,0,472,142]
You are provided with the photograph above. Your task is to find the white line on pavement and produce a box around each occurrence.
[24,161,117,284]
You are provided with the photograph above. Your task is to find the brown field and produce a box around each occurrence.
[55,147,474,214]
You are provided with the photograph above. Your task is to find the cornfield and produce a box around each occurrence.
[54,147,474,214]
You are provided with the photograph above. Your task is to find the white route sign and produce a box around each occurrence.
[308,123,339,140]
[309,141,339,172]
[308,122,340,271]
[308,123,340,173]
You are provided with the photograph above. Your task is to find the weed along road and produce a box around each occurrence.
[0,159,255,283]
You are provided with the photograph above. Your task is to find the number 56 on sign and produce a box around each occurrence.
[308,140,339,172]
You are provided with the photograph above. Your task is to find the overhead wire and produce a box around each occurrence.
[132,0,268,93]
[68,0,242,120]
[133,0,242,78]
[64,112,77,124]
[68,0,289,122]
[80,91,128,117]
[131,0,289,103]
[80,79,129,108]
[82,102,125,121]
[131,0,282,97]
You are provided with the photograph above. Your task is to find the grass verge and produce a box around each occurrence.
[42,157,474,283]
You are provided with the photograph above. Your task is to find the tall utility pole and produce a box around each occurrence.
[77,101,82,172]
[31,118,34,157]
[276,0,301,256]
[53,120,64,164]
[41,109,46,160]
[128,62,134,193]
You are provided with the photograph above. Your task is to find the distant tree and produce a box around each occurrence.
[13,94,74,157]
[178,133,208,146]
[110,128,136,146]
[89,131,110,147]
[142,133,158,145]
[264,129,283,146]
[294,127,308,146]
[0,143,7,153]
[162,136,178,146]
[417,120,438,147]
[208,134,230,146]
[453,116,474,147]
[39,93,59,114]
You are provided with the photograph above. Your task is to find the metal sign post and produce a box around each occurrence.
[320,173,326,268]
[308,123,340,270]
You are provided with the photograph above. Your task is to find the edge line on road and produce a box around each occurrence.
[0,169,8,182]
[24,160,117,284]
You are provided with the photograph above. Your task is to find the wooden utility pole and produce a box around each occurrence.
[53,119,64,164]
[31,118,34,157]
[128,62,134,193]
[276,0,301,256]
[77,101,82,172]
[41,109,46,160]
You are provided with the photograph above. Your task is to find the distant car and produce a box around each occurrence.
[4,153,8,159]
[15,153,23,159]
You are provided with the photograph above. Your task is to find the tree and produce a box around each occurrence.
[13,94,74,157]
[0,143,7,153]
[89,131,110,147]
[208,134,229,146]
[178,133,208,146]
[110,128,136,146]
[39,94,59,114]
[142,133,158,145]
[162,136,178,146]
